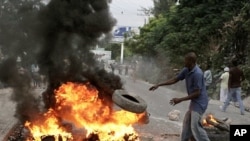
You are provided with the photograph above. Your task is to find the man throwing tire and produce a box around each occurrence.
[149,52,210,141]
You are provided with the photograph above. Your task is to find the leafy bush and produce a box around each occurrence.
[241,65,250,97]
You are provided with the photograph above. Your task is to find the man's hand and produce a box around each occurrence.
[170,98,182,106]
[149,85,158,91]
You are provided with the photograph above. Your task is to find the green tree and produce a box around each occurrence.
[127,0,249,67]
[125,0,250,94]
[104,42,122,61]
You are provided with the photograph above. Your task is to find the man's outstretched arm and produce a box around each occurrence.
[149,77,179,91]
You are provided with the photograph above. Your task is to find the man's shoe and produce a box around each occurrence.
[220,106,222,110]
[220,106,225,112]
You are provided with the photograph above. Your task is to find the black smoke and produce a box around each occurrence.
[0,0,123,123]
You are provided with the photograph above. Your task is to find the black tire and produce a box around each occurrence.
[41,136,55,141]
[112,89,147,113]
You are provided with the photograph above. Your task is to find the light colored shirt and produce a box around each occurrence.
[31,64,39,73]
[220,72,229,89]
[204,70,212,86]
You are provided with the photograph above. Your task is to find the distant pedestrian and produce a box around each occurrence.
[31,63,41,88]
[221,59,245,115]
[218,67,230,103]
[131,60,138,82]
[125,65,129,76]
[203,64,212,91]
[110,63,115,74]
[118,64,122,75]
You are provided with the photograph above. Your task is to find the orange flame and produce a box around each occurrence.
[207,114,218,124]
[24,109,73,141]
[25,82,142,141]
[202,114,218,127]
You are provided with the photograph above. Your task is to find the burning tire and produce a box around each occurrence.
[112,89,147,113]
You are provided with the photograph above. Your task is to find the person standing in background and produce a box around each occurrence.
[218,67,230,104]
[31,63,40,88]
[131,60,138,82]
[125,64,129,76]
[221,59,245,115]
[110,62,115,74]
[204,64,212,91]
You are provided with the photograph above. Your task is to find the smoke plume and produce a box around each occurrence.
[0,0,123,122]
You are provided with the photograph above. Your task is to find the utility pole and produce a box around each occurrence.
[137,8,152,25]
[112,26,133,64]
[110,38,124,64]
[120,42,124,64]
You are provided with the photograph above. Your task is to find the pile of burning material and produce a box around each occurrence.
[5,123,25,141]
[1,0,150,140]
[202,114,230,132]
[21,82,148,141]
[202,114,230,141]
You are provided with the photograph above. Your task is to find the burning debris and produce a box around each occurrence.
[0,0,148,140]
[24,82,144,141]
[202,114,230,132]
[202,114,230,141]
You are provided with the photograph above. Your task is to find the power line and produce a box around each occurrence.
[109,0,153,16]
[110,2,138,15]
[109,0,154,27]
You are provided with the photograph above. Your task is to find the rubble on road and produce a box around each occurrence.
[167,110,180,121]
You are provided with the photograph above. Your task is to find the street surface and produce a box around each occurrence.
[0,73,250,141]
[119,74,250,140]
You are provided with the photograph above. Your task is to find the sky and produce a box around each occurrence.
[109,0,154,27]
[41,0,154,27]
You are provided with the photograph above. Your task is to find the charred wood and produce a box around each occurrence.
[205,116,229,132]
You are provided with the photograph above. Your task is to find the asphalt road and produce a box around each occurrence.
[119,74,250,140]
[1,73,250,141]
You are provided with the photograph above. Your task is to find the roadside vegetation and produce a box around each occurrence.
[116,0,250,98]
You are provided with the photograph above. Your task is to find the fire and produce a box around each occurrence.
[25,82,143,141]
[202,114,218,127]
[25,109,73,141]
